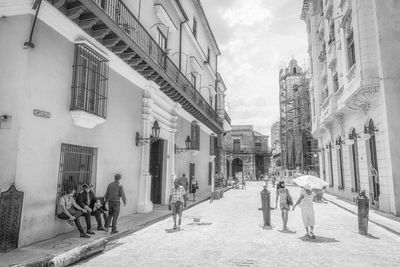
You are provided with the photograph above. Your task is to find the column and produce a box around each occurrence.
[137,92,154,213]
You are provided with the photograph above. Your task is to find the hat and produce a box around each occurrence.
[304,184,312,191]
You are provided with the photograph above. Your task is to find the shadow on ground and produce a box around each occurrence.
[278,229,297,234]
[364,234,380,239]
[299,235,339,243]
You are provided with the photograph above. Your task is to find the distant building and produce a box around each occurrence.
[279,59,319,177]
[301,0,400,215]
[270,121,281,175]
[225,126,269,180]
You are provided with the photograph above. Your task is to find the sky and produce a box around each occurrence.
[201,0,309,136]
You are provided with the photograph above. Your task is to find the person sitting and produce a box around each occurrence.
[76,184,98,234]
[56,187,91,238]
[93,197,109,230]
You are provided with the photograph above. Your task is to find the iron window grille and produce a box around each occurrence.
[71,44,109,118]
[56,143,97,212]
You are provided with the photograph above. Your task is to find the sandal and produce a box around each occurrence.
[173,225,177,230]
[310,232,315,239]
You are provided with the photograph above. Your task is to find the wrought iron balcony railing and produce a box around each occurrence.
[224,110,231,125]
[51,0,222,132]
[95,0,219,124]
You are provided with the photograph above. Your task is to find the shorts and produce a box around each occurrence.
[172,201,183,217]
[301,208,315,227]
[280,201,290,210]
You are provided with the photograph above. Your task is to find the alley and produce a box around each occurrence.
[76,182,400,267]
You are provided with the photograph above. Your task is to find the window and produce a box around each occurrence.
[328,22,335,45]
[206,47,210,63]
[191,73,197,89]
[321,148,326,181]
[157,28,167,51]
[336,137,345,190]
[349,129,360,192]
[233,139,240,153]
[191,122,200,150]
[192,17,197,39]
[346,30,356,69]
[255,142,262,153]
[210,135,217,155]
[71,44,109,118]
[56,144,97,209]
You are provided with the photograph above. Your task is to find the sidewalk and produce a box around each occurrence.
[2,188,231,267]
[323,192,400,237]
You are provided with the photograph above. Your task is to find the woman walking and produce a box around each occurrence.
[293,184,316,239]
[275,181,293,231]
[191,176,199,201]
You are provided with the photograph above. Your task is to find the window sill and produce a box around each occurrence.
[70,110,106,129]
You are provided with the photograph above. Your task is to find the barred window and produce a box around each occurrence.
[71,44,109,118]
[56,144,97,209]
[346,30,356,70]
[191,122,200,150]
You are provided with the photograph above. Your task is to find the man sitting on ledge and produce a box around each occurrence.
[77,184,107,231]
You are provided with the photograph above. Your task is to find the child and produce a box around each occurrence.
[293,184,316,238]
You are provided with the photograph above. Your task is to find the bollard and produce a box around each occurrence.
[357,190,369,235]
[260,186,271,227]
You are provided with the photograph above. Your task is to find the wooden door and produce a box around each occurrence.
[149,140,164,204]
[189,163,195,193]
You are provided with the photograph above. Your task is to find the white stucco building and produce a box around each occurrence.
[301,0,400,215]
[0,0,230,249]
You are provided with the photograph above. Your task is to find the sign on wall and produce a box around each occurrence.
[33,109,51,118]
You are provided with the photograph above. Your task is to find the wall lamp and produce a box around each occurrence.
[135,120,160,146]
[175,136,192,154]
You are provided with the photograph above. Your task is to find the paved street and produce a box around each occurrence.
[76,182,400,267]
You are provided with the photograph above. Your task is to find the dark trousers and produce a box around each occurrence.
[58,212,85,234]
[92,209,108,228]
[106,201,120,231]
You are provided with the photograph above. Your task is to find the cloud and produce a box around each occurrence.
[202,0,309,137]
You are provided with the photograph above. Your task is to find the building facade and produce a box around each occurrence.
[270,121,281,175]
[225,126,269,180]
[0,0,230,249]
[279,59,319,176]
[301,0,400,215]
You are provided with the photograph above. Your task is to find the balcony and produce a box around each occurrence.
[49,0,222,133]
[224,110,231,126]
[319,93,337,125]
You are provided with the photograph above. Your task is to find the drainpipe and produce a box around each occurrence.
[24,0,42,49]
[176,0,188,70]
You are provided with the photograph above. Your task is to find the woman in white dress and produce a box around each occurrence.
[293,184,316,238]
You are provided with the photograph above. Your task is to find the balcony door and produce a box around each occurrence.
[367,120,380,205]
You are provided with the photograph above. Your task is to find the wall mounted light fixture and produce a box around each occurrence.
[175,136,192,154]
[135,120,160,146]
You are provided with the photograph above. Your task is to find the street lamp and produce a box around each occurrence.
[135,120,161,146]
[175,136,192,154]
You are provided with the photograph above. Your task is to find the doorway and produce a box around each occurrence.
[232,158,243,178]
[367,120,379,205]
[149,139,164,204]
[189,163,195,193]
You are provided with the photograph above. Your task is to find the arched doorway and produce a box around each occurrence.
[367,120,379,204]
[232,158,243,178]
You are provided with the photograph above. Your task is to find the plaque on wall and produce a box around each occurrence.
[0,185,24,253]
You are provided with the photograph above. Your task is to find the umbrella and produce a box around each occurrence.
[292,175,328,189]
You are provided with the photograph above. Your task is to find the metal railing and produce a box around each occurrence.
[92,0,220,125]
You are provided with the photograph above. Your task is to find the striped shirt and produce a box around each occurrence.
[170,185,186,203]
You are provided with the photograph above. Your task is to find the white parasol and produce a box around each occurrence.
[292,175,328,189]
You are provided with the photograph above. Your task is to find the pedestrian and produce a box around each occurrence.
[104,173,126,234]
[77,184,108,231]
[56,187,92,238]
[293,184,316,239]
[191,176,199,201]
[275,181,293,231]
[179,173,189,192]
[168,178,187,230]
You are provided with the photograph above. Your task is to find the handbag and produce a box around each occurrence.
[286,189,293,206]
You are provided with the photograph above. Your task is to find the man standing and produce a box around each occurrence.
[168,178,187,230]
[104,173,126,234]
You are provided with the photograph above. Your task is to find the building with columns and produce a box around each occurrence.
[279,59,319,176]
[0,0,230,249]
[301,0,400,215]
[225,126,269,180]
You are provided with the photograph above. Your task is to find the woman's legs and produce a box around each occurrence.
[283,209,289,229]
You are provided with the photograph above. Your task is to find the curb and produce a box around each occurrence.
[324,196,400,237]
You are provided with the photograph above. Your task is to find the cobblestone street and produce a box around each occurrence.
[75,182,400,267]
